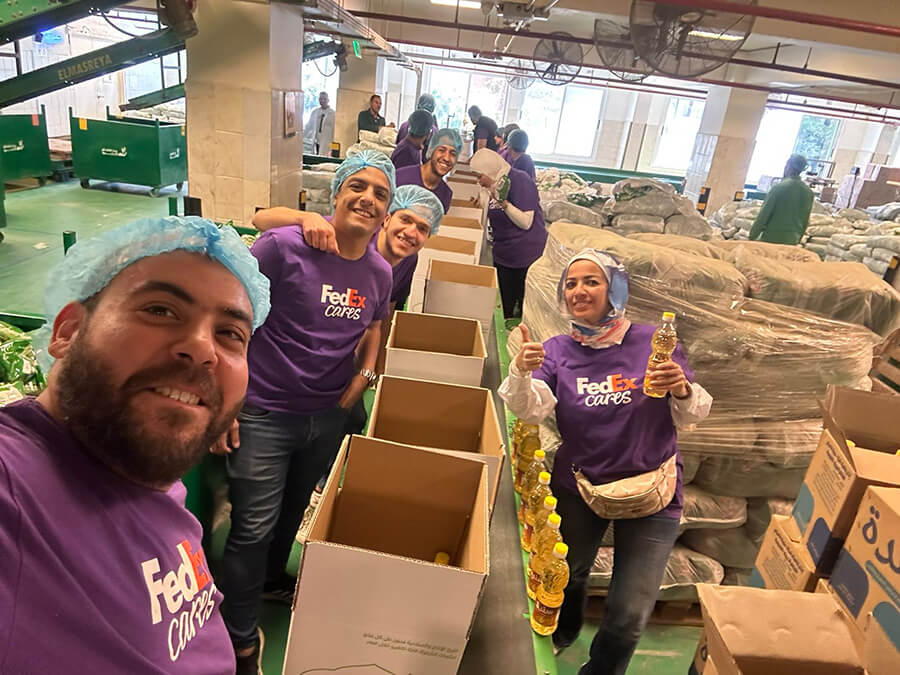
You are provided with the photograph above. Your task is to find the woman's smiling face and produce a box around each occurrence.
[564,259,613,325]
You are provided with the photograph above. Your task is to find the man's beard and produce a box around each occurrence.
[54,330,242,487]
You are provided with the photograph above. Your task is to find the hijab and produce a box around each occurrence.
[469,148,511,203]
[558,248,631,349]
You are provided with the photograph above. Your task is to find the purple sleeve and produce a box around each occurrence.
[437,182,452,213]
[374,290,391,321]
[0,455,21,656]
[396,121,409,143]
[250,231,285,287]
[672,342,695,382]
[510,169,540,212]
[520,155,536,181]
[474,127,490,141]
[532,338,559,394]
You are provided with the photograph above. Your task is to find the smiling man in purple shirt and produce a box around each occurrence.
[394,127,462,214]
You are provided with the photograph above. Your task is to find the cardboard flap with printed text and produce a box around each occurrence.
[821,386,900,454]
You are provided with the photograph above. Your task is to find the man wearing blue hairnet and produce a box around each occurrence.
[0,217,270,673]
[217,150,395,671]
[394,127,462,213]
[391,109,435,170]
[396,93,439,149]
[504,129,536,181]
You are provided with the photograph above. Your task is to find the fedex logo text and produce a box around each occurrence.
[321,284,366,319]
[576,375,639,407]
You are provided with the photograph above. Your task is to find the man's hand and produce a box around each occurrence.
[338,374,369,410]
[210,418,240,455]
[514,325,545,373]
[648,360,691,398]
[302,213,340,254]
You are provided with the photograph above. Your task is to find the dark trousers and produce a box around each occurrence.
[221,403,349,649]
[554,487,680,675]
[314,397,368,492]
[494,263,529,318]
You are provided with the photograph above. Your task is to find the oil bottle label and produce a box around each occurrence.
[528,567,541,589]
[533,598,561,623]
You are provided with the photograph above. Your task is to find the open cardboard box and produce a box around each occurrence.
[423,259,498,343]
[447,202,486,228]
[385,311,486,387]
[750,514,819,592]
[447,177,481,201]
[791,386,900,573]
[696,584,863,675]
[440,215,484,261]
[407,235,477,313]
[283,435,489,675]
[367,375,505,514]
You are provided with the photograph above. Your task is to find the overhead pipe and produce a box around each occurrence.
[654,0,900,39]
[352,11,900,92]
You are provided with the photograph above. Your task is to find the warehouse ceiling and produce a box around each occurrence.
[344,0,900,110]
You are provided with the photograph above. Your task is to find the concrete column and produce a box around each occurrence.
[831,120,883,180]
[185,0,303,226]
[334,56,378,154]
[683,86,767,213]
[635,94,670,173]
[593,89,638,169]
[621,93,652,172]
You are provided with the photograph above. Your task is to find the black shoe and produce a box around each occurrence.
[234,629,265,675]
[261,577,295,606]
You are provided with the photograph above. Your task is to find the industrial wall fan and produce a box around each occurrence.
[593,19,655,82]
[629,0,756,77]
[506,58,536,90]
[533,32,583,86]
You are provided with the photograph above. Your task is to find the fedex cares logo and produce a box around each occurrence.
[576,374,639,407]
[141,540,218,662]
[321,284,367,320]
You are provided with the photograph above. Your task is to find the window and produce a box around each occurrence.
[518,82,565,155]
[302,56,339,122]
[518,82,602,158]
[746,110,841,185]
[466,72,508,127]
[793,115,840,177]
[428,67,470,129]
[652,98,704,172]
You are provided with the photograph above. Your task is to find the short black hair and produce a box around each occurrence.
[370,94,381,103]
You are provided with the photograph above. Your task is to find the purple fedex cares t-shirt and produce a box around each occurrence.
[0,399,234,674]
[489,167,547,269]
[533,324,695,518]
[391,253,417,308]
[395,164,452,213]
[247,227,392,414]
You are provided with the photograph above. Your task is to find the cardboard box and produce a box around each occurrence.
[830,486,900,670]
[447,202,484,224]
[750,514,819,592]
[385,311,486,387]
[792,387,900,573]
[440,215,484,261]
[447,178,481,201]
[423,259,498,343]
[283,435,489,675]
[696,584,863,675]
[367,375,505,513]
[406,235,477,312]
[692,628,710,674]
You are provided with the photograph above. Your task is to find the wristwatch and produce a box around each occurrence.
[359,368,378,387]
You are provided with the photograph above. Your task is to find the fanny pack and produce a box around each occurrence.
[573,453,677,520]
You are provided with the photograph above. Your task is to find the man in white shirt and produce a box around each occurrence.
[306,92,335,156]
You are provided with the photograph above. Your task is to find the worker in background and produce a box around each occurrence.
[395,127,462,213]
[500,250,712,675]
[396,92,439,148]
[749,154,814,245]
[470,148,546,318]
[0,217,271,674]
[498,123,520,159]
[216,151,395,673]
[391,110,434,170]
[357,94,386,138]
[469,105,499,151]
[305,91,335,156]
[504,129,536,181]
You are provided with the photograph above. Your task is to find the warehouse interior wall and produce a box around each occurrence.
[334,56,378,155]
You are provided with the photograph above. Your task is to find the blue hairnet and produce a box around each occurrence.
[426,128,463,159]
[408,109,434,137]
[389,185,444,235]
[557,248,629,322]
[330,150,397,203]
[507,129,529,153]
[417,93,436,113]
[34,216,272,370]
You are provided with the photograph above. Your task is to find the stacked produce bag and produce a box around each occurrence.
[348,128,397,158]
[604,179,715,240]
[0,321,45,407]
[301,162,340,216]
[536,168,606,210]
[509,221,899,600]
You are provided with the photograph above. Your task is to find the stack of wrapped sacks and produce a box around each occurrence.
[346,127,397,158]
[709,199,762,240]
[511,221,896,599]
[603,179,715,240]
[301,162,341,215]
[537,168,606,210]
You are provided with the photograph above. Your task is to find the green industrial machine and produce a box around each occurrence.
[0,105,52,185]
[71,108,187,197]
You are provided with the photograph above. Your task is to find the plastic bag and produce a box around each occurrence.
[712,239,821,264]
[610,214,665,235]
[680,525,760,568]
[665,214,715,240]
[0,381,25,407]
[628,233,727,260]
[744,497,794,543]
[691,455,807,498]
[722,567,753,586]
[610,178,687,218]
[679,485,747,534]
[544,201,605,229]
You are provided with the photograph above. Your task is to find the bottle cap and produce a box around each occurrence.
[544,495,557,509]
[553,542,568,558]
[538,471,551,484]
[434,552,450,565]
[548,512,561,528]
[534,450,546,460]
[662,311,676,321]
[846,440,856,448]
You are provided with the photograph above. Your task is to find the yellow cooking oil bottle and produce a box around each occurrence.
[434,552,450,565]
[527,512,562,600]
[521,471,552,550]
[531,542,570,636]
[511,419,524,457]
[643,311,678,398]
[516,449,547,513]
[529,495,558,544]
[514,426,541,483]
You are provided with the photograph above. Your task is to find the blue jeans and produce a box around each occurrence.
[221,403,349,648]
[553,487,679,675]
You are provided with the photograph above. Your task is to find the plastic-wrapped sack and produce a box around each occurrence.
[680,524,760,569]
[311,162,341,173]
[829,233,871,249]
[610,178,691,218]
[869,235,900,255]
[682,452,703,484]
[302,170,334,191]
[305,188,330,203]
[679,418,820,467]
[864,257,890,276]
[870,247,897,263]
[712,239,821,263]
[837,208,869,222]
[849,243,870,258]
[869,202,900,221]
[544,201,605,229]
[610,214,665,235]
[628,233,727,260]
[744,497,794,543]
[804,244,827,259]
[808,213,836,227]
[691,455,807,499]
[679,485,747,535]
[722,567,753,587]
[590,544,724,601]
[306,201,331,216]
[664,213,714,240]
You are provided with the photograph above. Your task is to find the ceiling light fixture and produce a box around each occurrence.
[688,29,745,42]
[430,0,482,9]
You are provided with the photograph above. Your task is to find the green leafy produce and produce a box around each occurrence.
[0,320,25,343]
[614,184,654,202]
[0,382,25,408]
[0,338,46,395]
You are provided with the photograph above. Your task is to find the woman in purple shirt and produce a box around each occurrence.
[505,129,537,181]
[470,148,547,318]
[500,249,712,675]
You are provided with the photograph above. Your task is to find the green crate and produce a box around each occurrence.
[0,180,6,231]
[0,106,52,183]
[70,107,187,195]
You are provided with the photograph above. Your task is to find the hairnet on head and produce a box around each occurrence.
[34,216,272,370]
[507,129,529,153]
[407,109,434,137]
[426,128,462,159]
[416,93,436,113]
[330,150,397,203]
[389,185,444,235]
[557,248,629,320]
[786,154,808,175]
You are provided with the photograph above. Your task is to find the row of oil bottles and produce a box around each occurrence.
[511,419,570,637]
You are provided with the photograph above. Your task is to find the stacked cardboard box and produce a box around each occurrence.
[422,259,499,346]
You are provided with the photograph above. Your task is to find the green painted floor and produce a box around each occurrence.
[3,180,700,674]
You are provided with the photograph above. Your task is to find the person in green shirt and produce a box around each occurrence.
[749,154,815,245]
